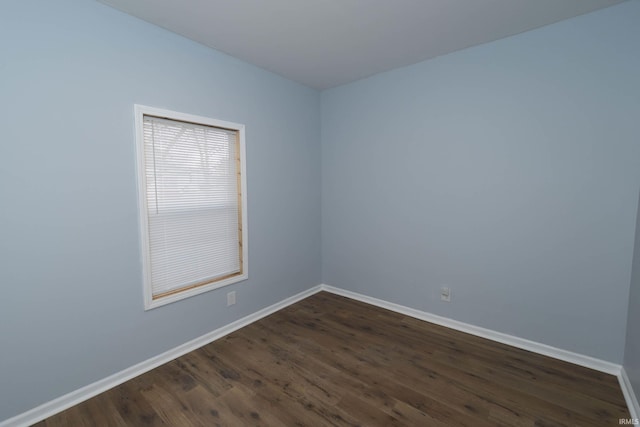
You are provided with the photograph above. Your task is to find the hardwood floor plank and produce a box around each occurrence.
[335,392,403,426]
[243,321,491,426]
[292,293,628,421]
[35,291,630,426]
[174,350,234,397]
[108,379,168,426]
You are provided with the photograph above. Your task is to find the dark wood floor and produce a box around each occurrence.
[35,292,629,426]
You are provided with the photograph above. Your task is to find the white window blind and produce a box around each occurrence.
[135,105,247,309]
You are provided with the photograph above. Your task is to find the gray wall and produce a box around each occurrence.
[0,0,320,421]
[625,193,640,406]
[321,1,640,363]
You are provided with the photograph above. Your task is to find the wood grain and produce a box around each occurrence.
[34,292,630,426]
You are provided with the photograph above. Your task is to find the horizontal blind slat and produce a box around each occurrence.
[143,114,241,297]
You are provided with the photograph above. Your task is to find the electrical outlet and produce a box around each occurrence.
[227,291,236,306]
[440,286,451,302]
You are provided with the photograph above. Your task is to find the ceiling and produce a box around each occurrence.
[98,0,626,90]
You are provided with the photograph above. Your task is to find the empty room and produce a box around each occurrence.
[1,0,639,425]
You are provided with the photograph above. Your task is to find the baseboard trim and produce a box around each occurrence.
[321,284,640,419]
[319,284,622,376]
[620,367,640,420]
[0,285,323,427]
[3,282,631,426]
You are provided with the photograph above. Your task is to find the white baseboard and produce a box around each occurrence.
[320,284,640,418]
[3,282,634,426]
[620,367,640,420]
[320,284,640,417]
[0,285,323,427]
[319,284,622,375]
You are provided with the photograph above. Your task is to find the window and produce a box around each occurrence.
[134,105,248,310]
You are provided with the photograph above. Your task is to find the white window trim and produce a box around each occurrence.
[134,104,248,310]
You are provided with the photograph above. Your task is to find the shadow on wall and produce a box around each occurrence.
[623,189,640,412]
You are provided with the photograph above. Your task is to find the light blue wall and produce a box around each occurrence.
[625,193,640,405]
[2,0,639,422]
[322,1,640,363]
[0,0,320,421]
